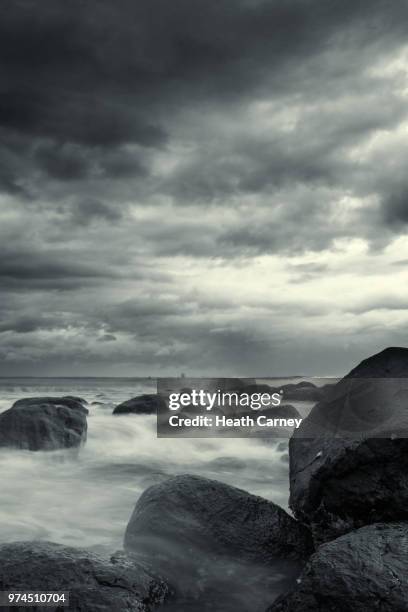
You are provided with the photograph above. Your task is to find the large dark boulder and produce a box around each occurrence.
[113,394,165,415]
[124,475,312,611]
[11,396,88,412]
[244,405,303,440]
[280,382,323,402]
[267,522,408,612]
[289,347,408,543]
[0,541,169,612]
[63,395,88,405]
[259,404,301,420]
[125,474,311,563]
[0,396,88,451]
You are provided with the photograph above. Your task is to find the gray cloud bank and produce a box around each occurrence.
[1,0,408,375]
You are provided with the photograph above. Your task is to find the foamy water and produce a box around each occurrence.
[0,378,310,555]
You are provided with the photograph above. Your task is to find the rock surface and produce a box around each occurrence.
[0,541,169,612]
[259,404,301,420]
[125,474,312,563]
[125,475,312,611]
[289,347,408,542]
[62,395,88,405]
[245,404,303,439]
[12,396,88,412]
[113,394,165,415]
[279,382,323,402]
[267,522,408,612]
[0,396,88,451]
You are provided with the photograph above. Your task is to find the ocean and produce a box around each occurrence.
[0,377,310,556]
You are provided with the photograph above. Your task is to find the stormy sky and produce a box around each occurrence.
[1,0,408,376]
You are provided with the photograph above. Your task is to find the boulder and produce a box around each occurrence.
[0,541,169,612]
[12,396,88,412]
[244,405,303,440]
[260,404,301,420]
[113,394,165,415]
[124,475,312,611]
[125,474,311,563]
[289,347,408,543]
[319,382,336,397]
[63,395,88,405]
[267,522,408,612]
[0,396,88,451]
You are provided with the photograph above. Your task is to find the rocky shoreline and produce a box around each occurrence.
[0,347,407,610]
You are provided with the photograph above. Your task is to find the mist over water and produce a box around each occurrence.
[0,378,309,556]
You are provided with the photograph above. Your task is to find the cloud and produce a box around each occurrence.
[0,251,113,286]
[1,0,408,374]
[0,315,59,334]
[34,142,91,181]
[68,198,123,225]
[382,186,408,226]
[98,334,117,342]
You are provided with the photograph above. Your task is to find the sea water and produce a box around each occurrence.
[0,377,312,555]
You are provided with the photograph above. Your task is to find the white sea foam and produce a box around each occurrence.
[0,378,311,554]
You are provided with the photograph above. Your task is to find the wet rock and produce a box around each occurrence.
[280,382,323,402]
[12,396,88,413]
[0,541,169,612]
[124,475,312,611]
[125,474,311,563]
[63,395,88,405]
[244,404,303,440]
[113,394,165,415]
[0,396,88,451]
[267,522,408,612]
[319,382,336,397]
[240,405,301,422]
[289,347,408,543]
[260,404,301,420]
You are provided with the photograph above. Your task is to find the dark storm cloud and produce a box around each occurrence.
[382,186,408,227]
[163,91,407,204]
[104,302,270,372]
[0,314,61,334]
[97,334,117,343]
[1,0,408,216]
[135,192,351,259]
[218,215,335,257]
[0,132,30,194]
[68,198,123,226]
[2,0,408,374]
[112,298,193,321]
[1,0,407,148]
[0,248,118,290]
[34,142,90,181]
